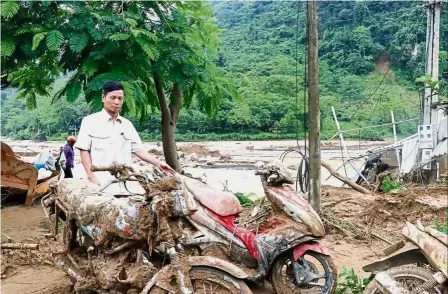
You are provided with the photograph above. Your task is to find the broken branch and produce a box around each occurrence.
[321,160,371,194]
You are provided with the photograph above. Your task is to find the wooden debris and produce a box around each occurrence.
[321,160,371,194]
[1,243,39,250]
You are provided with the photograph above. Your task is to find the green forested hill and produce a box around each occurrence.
[211,1,447,139]
[1,1,447,141]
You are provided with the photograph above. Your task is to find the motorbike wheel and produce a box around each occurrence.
[363,265,443,294]
[271,251,337,294]
[149,266,252,294]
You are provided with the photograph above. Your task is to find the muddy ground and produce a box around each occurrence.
[1,140,447,293]
[2,185,446,294]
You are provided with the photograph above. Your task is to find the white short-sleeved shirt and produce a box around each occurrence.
[75,109,144,192]
[75,108,142,165]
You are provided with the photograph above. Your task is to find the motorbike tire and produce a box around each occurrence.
[149,266,252,294]
[271,251,337,294]
[363,265,443,294]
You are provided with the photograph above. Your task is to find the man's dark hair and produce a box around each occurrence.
[102,81,124,95]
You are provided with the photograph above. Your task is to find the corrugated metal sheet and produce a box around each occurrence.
[437,115,447,142]
[432,138,447,158]
[401,136,419,174]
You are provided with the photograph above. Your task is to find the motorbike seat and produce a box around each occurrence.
[184,178,242,217]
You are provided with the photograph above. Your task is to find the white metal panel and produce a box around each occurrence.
[432,138,447,158]
[401,137,419,174]
[421,149,432,170]
[418,125,434,149]
[437,115,447,142]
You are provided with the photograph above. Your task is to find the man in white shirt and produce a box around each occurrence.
[75,81,171,186]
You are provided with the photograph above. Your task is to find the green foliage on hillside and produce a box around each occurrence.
[1,1,447,142]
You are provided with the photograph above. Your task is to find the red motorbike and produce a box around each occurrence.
[179,161,337,293]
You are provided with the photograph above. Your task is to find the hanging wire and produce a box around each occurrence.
[295,0,302,153]
[280,2,309,194]
[303,1,308,155]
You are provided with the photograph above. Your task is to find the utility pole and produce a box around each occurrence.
[422,0,441,180]
[423,0,441,129]
[307,0,321,212]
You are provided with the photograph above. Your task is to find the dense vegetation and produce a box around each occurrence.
[2,1,447,142]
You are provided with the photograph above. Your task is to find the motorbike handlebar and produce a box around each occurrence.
[90,162,135,173]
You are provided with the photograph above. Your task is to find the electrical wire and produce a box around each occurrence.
[341,66,391,128]
[295,1,302,153]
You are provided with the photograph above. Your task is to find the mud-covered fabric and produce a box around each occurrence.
[58,179,152,244]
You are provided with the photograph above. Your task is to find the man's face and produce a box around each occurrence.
[102,90,124,114]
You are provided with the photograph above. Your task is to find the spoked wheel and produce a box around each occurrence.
[271,251,337,294]
[364,265,443,294]
[149,267,252,294]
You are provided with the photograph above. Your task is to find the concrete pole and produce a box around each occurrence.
[423,0,441,132]
[423,0,441,181]
[307,0,321,212]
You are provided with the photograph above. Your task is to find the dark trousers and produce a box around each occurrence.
[63,167,73,178]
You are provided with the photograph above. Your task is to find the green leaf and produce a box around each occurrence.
[69,33,89,53]
[89,96,103,113]
[135,37,159,59]
[46,30,64,51]
[90,12,101,19]
[66,80,82,102]
[87,72,128,91]
[1,37,16,57]
[82,58,98,78]
[122,82,136,115]
[109,33,131,41]
[1,1,19,19]
[125,18,138,27]
[32,32,48,50]
[15,25,45,35]
[131,29,157,41]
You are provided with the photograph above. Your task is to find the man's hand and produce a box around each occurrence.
[134,150,175,174]
[158,162,175,175]
[80,150,101,185]
[87,173,101,185]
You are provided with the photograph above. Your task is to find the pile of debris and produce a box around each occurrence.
[321,185,447,244]
[1,236,62,279]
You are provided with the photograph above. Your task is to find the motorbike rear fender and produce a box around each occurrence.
[141,256,249,293]
[362,243,427,273]
[293,241,329,260]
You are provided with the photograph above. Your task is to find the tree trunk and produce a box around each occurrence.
[152,71,182,172]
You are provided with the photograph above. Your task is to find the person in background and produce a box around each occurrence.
[63,136,77,178]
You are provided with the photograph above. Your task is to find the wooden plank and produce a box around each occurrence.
[0,179,29,190]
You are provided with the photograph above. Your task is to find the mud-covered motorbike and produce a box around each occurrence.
[42,163,253,294]
[363,221,448,294]
[180,161,337,294]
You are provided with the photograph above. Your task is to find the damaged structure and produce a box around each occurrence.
[330,0,447,186]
